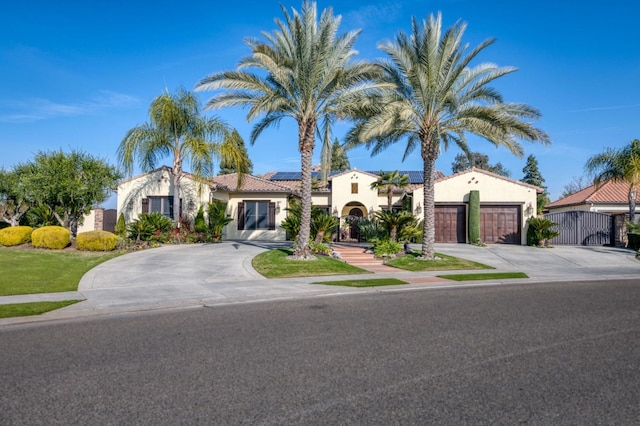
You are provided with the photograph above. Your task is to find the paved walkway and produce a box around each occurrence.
[1,242,639,325]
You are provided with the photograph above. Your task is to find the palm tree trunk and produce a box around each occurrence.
[629,186,637,223]
[173,151,182,226]
[421,156,437,259]
[296,147,313,258]
[387,188,393,212]
[294,119,316,258]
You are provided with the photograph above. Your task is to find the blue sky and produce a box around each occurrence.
[2,0,639,206]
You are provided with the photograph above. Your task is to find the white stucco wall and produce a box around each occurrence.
[117,168,210,223]
[222,192,289,241]
[330,170,381,218]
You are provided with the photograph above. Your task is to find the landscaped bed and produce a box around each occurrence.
[252,248,367,278]
[385,252,493,271]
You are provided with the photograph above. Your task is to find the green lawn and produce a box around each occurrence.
[386,252,493,271]
[0,300,82,318]
[312,278,408,287]
[252,248,367,278]
[437,272,529,281]
[0,248,121,295]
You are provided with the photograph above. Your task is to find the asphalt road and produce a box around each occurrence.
[2,279,639,424]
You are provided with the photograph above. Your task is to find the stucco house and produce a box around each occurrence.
[116,166,541,245]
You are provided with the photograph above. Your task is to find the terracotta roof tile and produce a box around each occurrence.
[211,173,296,193]
[547,180,630,208]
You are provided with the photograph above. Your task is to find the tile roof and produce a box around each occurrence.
[546,180,630,208]
[210,173,297,193]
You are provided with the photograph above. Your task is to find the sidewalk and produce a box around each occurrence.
[1,242,639,325]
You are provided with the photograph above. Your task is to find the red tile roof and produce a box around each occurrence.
[210,173,296,193]
[546,180,630,208]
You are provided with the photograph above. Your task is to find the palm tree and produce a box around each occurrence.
[586,139,640,222]
[370,170,410,212]
[195,1,382,259]
[347,13,549,259]
[117,88,249,223]
[374,210,415,242]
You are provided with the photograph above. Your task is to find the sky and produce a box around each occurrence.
[1,0,639,207]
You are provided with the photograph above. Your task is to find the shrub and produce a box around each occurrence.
[114,212,126,237]
[0,226,33,246]
[468,190,480,244]
[76,230,118,251]
[194,205,208,234]
[207,199,233,242]
[32,226,71,249]
[372,239,403,258]
[309,241,332,255]
[526,216,559,246]
[128,212,175,243]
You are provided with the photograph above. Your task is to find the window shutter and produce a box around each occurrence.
[237,202,245,230]
[268,202,276,230]
[179,198,183,218]
[142,198,149,213]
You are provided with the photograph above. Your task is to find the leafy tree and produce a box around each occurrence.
[0,170,29,226]
[347,13,549,258]
[217,130,253,175]
[330,139,350,172]
[451,152,511,177]
[118,88,249,224]
[585,139,640,222]
[370,170,410,211]
[15,150,120,236]
[521,155,549,214]
[560,175,588,198]
[196,2,383,259]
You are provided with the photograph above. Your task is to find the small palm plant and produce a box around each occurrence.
[311,212,339,244]
[207,199,233,242]
[374,210,416,242]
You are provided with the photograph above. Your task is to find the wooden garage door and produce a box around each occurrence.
[480,206,521,244]
[435,205,466,243]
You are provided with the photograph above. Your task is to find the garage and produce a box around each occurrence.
[480,205,521,244]
[435,205,466,243]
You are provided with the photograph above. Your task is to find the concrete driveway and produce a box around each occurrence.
[1,241,638,325]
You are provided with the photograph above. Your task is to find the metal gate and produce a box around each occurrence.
[543,211,612,245]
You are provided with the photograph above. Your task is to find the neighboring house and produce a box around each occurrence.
[77,208,117,234]
[116,166,541,244]
[545,180,630,246]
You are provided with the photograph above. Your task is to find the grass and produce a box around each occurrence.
[252,248,367,278]
[312,278,408,287]
[386,252,493,272]
[0,248,121,295]
[437,272,529,281]
[0,300,82,318]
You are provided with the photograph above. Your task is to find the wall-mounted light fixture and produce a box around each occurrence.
[276,201,281,214]
[415,201,422,215]
[332,206,338,216]
[525,202,534,217]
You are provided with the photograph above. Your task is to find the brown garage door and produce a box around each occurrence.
[435,205,466,243]
[480,205,521,244]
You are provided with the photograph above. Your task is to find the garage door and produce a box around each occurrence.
[435,205,466,243]
[480,206,521,244]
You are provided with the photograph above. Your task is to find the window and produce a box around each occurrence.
[142,196,181,219]
[351,183,358,194]
[237,201,275,230]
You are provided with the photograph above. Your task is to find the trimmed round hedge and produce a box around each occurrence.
[32,226,71,250]
[0,226,33,246]
[77,230,117,251]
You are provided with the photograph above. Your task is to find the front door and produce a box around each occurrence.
[349,208,363,240]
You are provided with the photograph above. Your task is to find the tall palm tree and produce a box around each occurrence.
[370,170,410,212]
[195,1,382,259]
[586,139,640,222]
[347,13,549,259]
[117,88,248,223]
